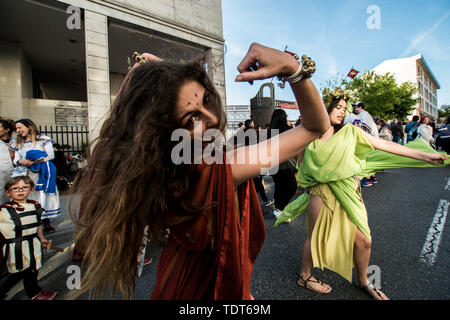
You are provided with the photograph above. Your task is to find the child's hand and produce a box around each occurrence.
[40,238,49,249]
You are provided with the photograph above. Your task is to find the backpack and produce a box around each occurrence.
[411,125,419,139]
[407,122,419,139]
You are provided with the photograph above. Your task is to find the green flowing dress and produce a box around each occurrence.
[275,124,449,281]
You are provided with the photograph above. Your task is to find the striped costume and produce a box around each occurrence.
[0,200,44,273]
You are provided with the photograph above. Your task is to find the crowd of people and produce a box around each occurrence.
[1,42,448,302]
[343,103,450,187]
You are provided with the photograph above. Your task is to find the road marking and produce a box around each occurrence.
[419,200,449,266]
[445,177,450,191]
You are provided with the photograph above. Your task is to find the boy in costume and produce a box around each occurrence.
[0,176,57,300]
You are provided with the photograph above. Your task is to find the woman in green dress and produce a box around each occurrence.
[292,89,447,300]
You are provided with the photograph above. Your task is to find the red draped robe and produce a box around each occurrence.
[151,159,266,300]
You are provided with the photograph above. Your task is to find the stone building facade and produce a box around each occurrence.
[0,0,225,141]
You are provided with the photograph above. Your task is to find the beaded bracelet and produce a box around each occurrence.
[127,52,148,70]
[277,54,316,87]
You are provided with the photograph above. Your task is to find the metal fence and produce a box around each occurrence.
[39,125,89,156]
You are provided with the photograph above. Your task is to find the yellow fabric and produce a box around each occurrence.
[297,125,374,240]
[309,182,363,282]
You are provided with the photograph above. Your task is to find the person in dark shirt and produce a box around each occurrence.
[390,119,405,145]
[52,144,68,191]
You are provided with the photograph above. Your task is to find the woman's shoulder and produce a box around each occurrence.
[36,135,54,145]
[37,135,52,140]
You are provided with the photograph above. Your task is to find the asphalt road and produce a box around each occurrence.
[3,166,449,301]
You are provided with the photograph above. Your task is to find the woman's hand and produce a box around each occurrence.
[129,52,163,71]
[235,42,299,84]
[424,153,447,165]
[19,159,34,167]
[140,53,163,62]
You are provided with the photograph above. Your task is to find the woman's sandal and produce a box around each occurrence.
[356,281,389,300]
[296,272,332,294]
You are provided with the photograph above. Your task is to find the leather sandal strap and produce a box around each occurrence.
[296,272,318,286]
[359,281,383,298]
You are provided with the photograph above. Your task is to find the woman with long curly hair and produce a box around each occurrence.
[69,43,331,300]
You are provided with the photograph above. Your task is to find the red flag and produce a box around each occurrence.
[347,68,359,79]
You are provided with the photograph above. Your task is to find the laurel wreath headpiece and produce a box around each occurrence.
[322,87,355,111]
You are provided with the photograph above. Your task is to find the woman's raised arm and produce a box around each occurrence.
[228,43,330,185]
[362,127,446,165]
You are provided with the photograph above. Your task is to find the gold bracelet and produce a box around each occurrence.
[277,54,316,87]
[127,52,148,70]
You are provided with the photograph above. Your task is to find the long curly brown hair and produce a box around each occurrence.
[68,56,226,299]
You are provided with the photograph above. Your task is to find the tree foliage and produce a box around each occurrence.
[340,71,417,121]
[438,104,450,119]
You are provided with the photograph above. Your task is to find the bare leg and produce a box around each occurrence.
[353,228,389,300]
[298,195,331,293]
[354,228,372,285]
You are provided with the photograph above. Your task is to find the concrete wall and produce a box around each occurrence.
[84,9,111,142]
[109,0,223,38]
[2,1,226,141]
[109,72,125,102]
[0,40,25,119]
[24,98,88,127]
[20,48,33,99]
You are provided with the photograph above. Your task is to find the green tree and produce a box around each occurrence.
[343,71,417,121]
[438,104,450,119]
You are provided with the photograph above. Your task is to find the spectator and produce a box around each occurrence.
[378,119,392,142]
[0,176,57,300]
[417,116,434,146]
[390,119,405,145]
[0,119,15,204]
[228,122,246,147]
[353,102,378,186]
[436,117,450,154]
[353,102,379,137]
[405,115,420,142]
[10,119,61,234]
[0,119,16,162]
[344,112,361,127]
[243,120,273,207]
[268,109,297,218]
[52,143,69,191]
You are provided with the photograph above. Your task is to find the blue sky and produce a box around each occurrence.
[222,0,450,107]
